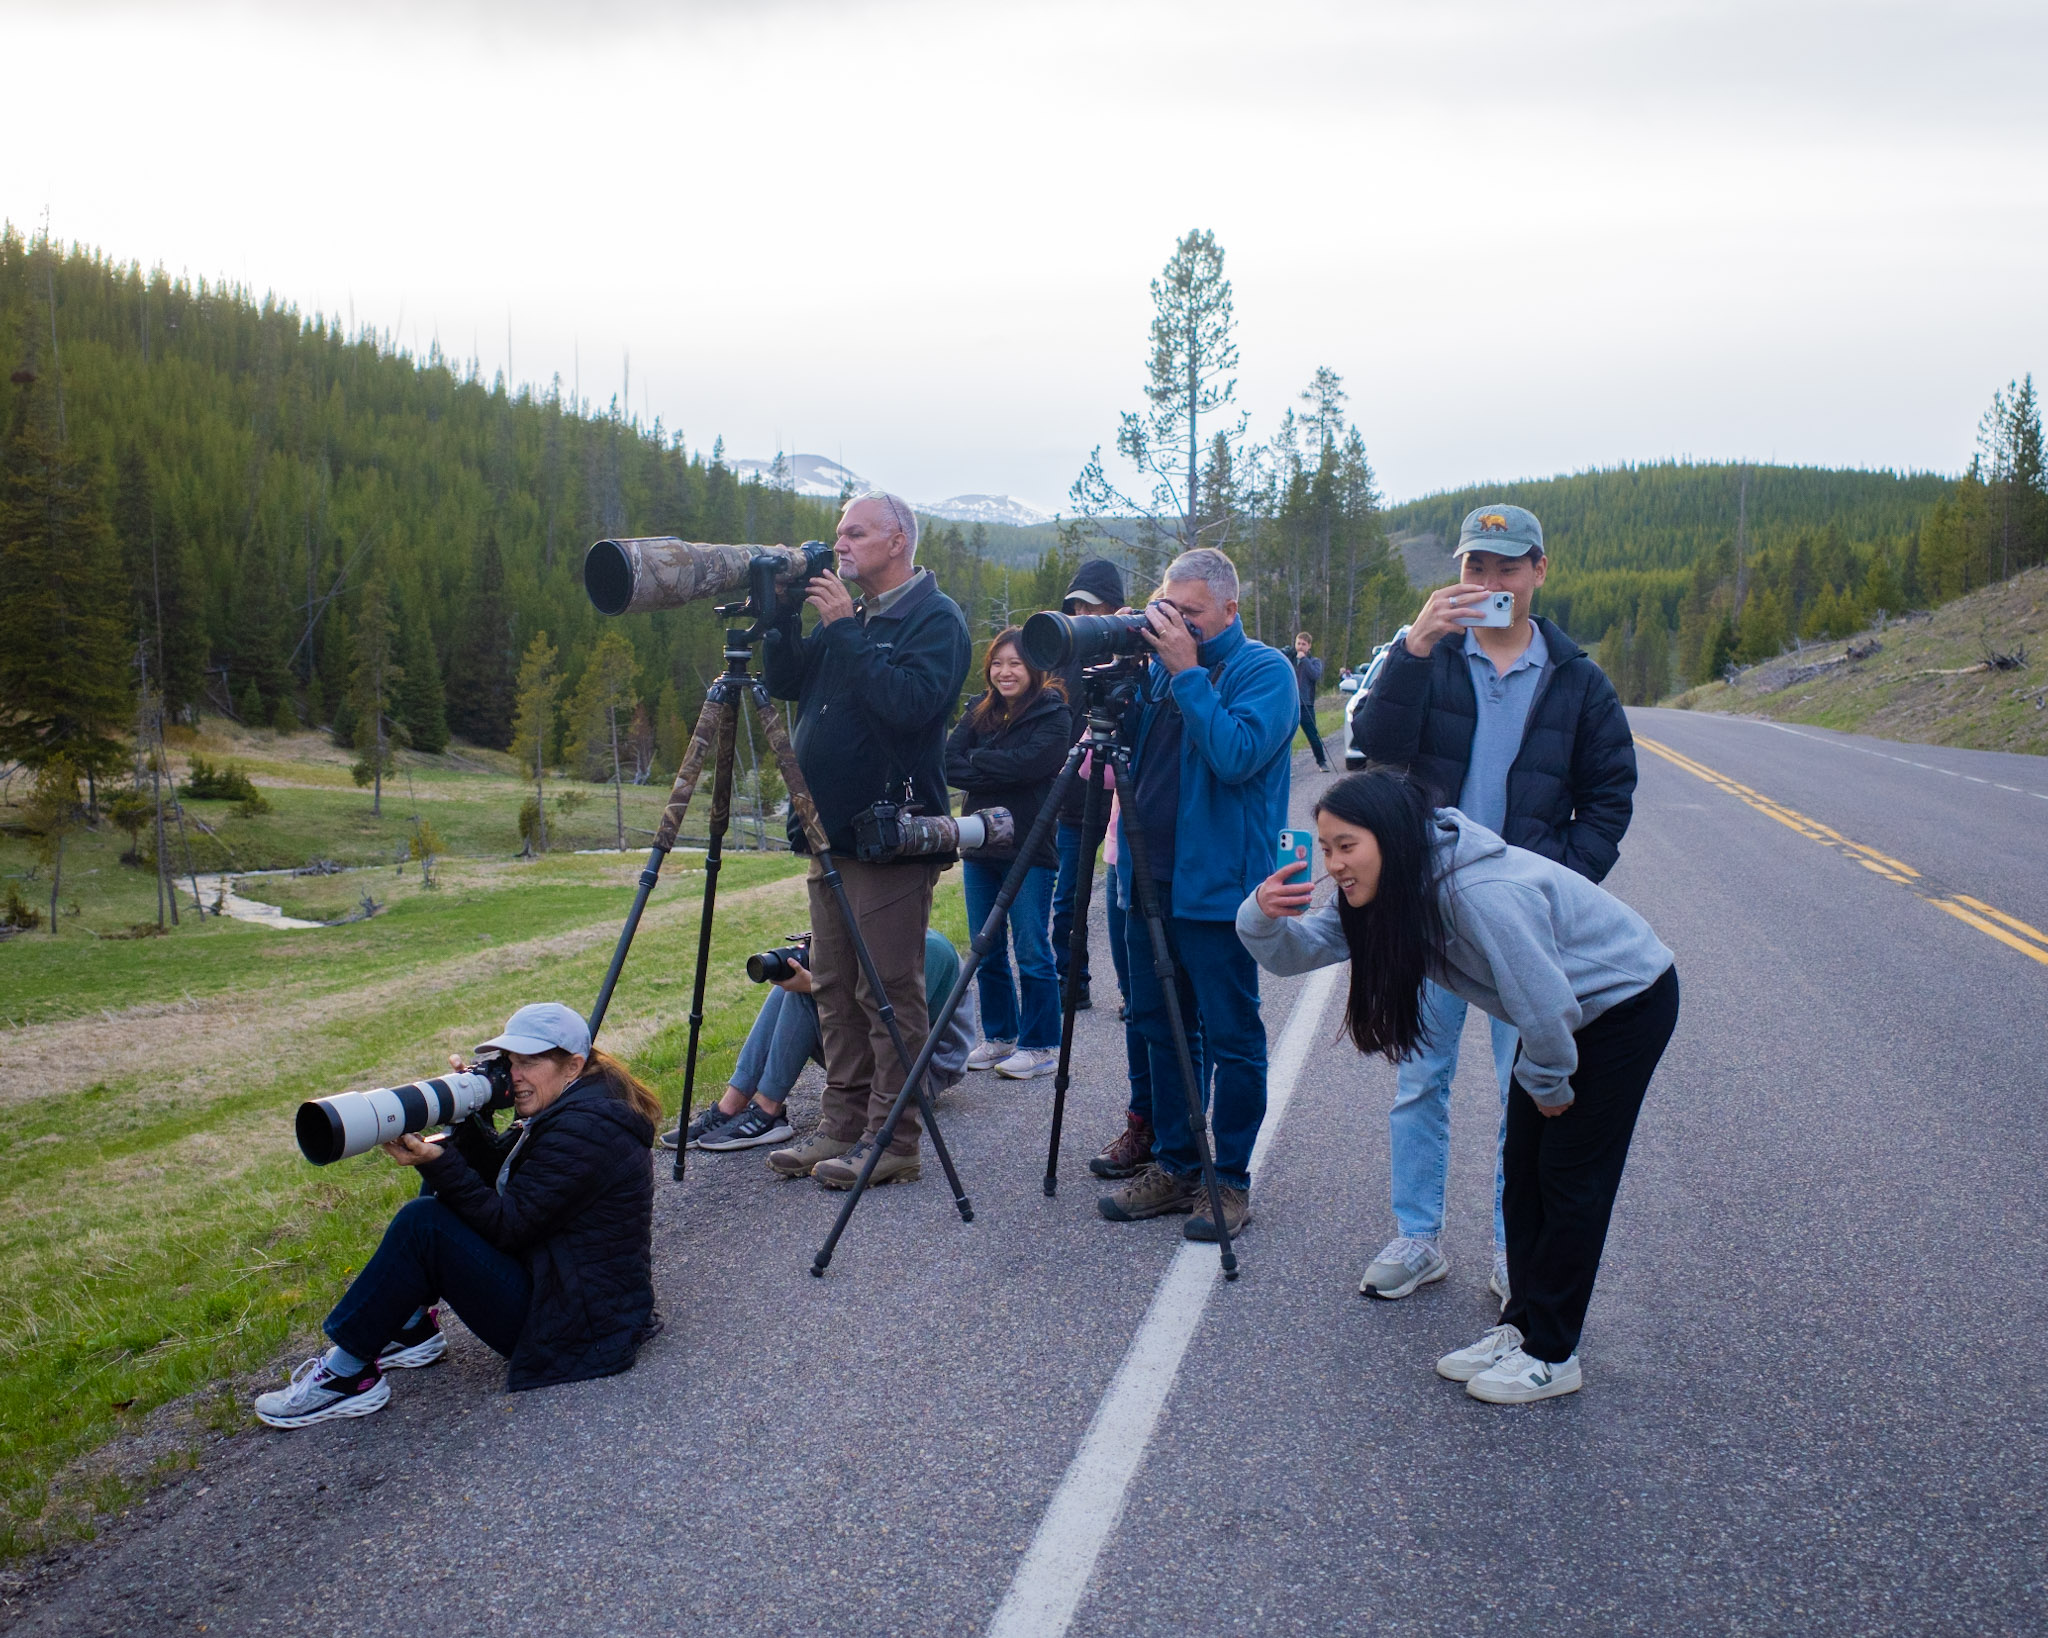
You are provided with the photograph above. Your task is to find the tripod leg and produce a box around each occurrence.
[748,691,975,1225]
[809,735,1091,1274]
[671,702,739,1181]
[1045,758,1108,1197]
[1111,752,1239,1281]
[586,685,728,1162]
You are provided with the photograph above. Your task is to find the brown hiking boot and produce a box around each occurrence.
[767,1130,852,1178]
[1097,1163,1199,1222]
[813,1139,921,1190]
[1183,1183,1250,1242]
[1088,1112,1154,1180]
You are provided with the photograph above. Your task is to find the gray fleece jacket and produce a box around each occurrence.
[1234,809,1674,1109]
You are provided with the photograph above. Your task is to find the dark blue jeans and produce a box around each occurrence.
[1123,879,1266,1190]
[962,858,1061,1049]
[1298,703,1328,768]
[325,1195,531,1364]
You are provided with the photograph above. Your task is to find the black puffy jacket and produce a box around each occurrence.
[1351,616,1636,883]
[763,568,972,856]
[422,1076,656,1392]
[1052,557,1131,823]
[945,688,1072,870]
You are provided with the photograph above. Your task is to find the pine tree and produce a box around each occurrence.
[394,598,449,753]
[0,373,131,785]
[445,531,516,748]
[347,576,403,814]
[510,632,560,853]
[563,627,639,785]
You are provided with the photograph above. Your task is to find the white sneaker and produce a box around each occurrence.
[1358,1236,1449,1299]
[1466,1347,1582,1404]
[994,1046,1060,1079]
[965,1039,1015,1072]
[1489,1248,1511,1306]
[253,1357,390,1428]
[1434,1323,1524,1382]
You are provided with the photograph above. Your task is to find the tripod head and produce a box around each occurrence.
[1078,653,1149,746]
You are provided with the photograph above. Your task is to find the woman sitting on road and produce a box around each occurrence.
[945,626,1072,1081]
[1237,770,1679,1404]
[255,1002,660,1428]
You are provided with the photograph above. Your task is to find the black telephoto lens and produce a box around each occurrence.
[747,945,808,984]
[1020,609,1152,669]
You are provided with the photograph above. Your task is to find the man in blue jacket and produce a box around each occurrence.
[1095,548,1298,1241]
[1350,503,1636,1305]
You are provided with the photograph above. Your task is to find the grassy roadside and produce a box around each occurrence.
[1668,564,2048,754]
[0,716,972,1559]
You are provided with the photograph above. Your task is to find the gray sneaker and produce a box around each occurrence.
[1358,1236,1450,1299]
[1098,1163,1200,1222]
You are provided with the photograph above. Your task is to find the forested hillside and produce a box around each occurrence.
[1381,443,2044,703]
[0,229,1048,791]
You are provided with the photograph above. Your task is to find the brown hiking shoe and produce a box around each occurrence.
[1087,1112,1154,1180]
[813,1139,921,1190]
[767,1131,852,1178]
[1097,1163,1199,1222]
[1183,1183,1251,1242]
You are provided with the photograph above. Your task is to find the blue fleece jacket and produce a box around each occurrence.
[1115,616,1298,921]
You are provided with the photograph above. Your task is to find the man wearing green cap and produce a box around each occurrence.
[1350,502,1637,1308]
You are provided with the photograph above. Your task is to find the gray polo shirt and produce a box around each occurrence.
[1455,622,1550,835]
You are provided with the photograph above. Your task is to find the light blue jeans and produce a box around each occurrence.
[1389,980,1518,1247]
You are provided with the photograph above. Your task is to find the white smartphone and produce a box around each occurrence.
[1460,590,1516,629]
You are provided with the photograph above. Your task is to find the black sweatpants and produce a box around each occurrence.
[1298,703,1328,769]
[1501,965,1680,1364]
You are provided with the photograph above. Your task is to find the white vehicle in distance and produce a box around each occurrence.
[1339,623,1409,771]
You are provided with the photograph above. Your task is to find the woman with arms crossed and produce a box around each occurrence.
[1238,770,1678,1402]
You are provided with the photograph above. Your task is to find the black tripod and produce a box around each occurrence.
[584,568,973,1221]
[811,658,1238,1279]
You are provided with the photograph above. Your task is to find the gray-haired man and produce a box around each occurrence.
[761,492,971,1189]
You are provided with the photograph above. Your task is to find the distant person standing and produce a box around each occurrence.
[1350,503,1636,1304]
[1293,632,1330,772]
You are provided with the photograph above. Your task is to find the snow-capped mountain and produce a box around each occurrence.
[725,453,1053,528]
[724,452,866,499]
[919,494,1053,528]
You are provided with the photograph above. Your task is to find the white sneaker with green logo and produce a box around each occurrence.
[1465,1346,1582,1404]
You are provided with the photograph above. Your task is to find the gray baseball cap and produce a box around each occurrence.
[1457,504,1545,559]
[476,1002,592,1058]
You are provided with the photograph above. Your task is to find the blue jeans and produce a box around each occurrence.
[1389,979,1519,1246]
[1124,880,1266,1190]
[1110,863,1153,1120]
[962,858,1061,1049]
[733,984,821,1104]
[326,1195,531,1364]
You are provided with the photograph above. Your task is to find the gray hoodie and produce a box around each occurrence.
[1234,809,1673,1109]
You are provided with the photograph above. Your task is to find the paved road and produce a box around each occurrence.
[9,714,2044,1635]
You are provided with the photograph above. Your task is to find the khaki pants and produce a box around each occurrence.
[806,856,938,1155]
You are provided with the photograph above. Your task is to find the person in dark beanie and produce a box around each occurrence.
[1349,502,1636,1307]
[1048,557,1131,1017]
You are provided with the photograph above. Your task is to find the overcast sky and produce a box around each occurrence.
[9,0,2047,511]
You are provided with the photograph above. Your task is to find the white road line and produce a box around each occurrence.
[1732,718,2048,800]
[985,965,1342,1638]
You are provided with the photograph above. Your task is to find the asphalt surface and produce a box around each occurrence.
[9,712,2044,1636]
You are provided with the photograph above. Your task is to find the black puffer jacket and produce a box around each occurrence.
[1054,558,1129,823]
[421,1076,656,1392]
[945,688,1071,870]
[1351,616,1636,883]
[763,568,972,856]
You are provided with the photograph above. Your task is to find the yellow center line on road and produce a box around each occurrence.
[1636,735,2048,969]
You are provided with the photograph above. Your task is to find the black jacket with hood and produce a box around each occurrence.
[1350,614,1636,883]
[763,568,972,856]
[945,686,1071,870]
[1052,558,1129,824]
[421,1075,656,1391]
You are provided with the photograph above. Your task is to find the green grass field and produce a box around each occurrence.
[0,718,963,1558]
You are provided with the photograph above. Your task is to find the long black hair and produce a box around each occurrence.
[1312,769,1450,1062]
